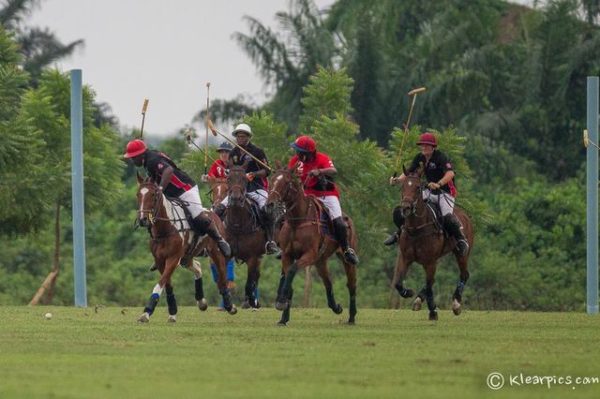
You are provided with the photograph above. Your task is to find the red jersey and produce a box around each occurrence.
[288,152,339,198]
[208,159,228,178]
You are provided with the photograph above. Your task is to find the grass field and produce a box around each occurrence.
[0,306,598,399]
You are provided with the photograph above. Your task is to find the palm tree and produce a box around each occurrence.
[233,0,337,131]
[1,0,84,83]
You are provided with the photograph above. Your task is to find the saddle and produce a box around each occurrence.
[224,196,261,235]
[165,196,209,260]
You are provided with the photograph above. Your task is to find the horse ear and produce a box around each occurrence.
[275,159,282,169]
[136,172,143,185]
[402,164,407,175]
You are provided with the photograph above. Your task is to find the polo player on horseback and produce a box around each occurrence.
[213,123,281,256]
[202,141,232,183]
[124,139,231,258]
[288,135,359,265]
[386,132,469,256]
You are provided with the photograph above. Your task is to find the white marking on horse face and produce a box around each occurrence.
[407,181,413,186]
[139,187,150,218]
[274,174,284,187]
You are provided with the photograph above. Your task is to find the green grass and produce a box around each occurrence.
[0,306,599,399]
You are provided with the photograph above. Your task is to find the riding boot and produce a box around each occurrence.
[260,208,281,256]
[383,205,405,246]
[212,203,226,221]
[193,212,231,258]
[332,217,359,265]
[443,213,469,257]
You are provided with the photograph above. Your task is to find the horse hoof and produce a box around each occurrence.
[137,312,150,323]
[429,311,438,321]
[228,305,238,315]
[332,304,343,315]
[197,298,208,311]
[412,297,422,311]
[241,300,251,309]
[167,315,177,323]
[275,301,288,311]
[347,319,355,325]
[452,299,462,315]
[277,321,287,327]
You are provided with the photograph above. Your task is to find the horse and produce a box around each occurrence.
[208,177,228,205]
[134,175,237,322]
[221,164,268,309]
[265,165,358,325]
[392,169,474,320]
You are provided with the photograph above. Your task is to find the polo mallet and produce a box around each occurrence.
[185,128,216,164]
[583,129,600,149]
[205,82,211,175]
[395,87,427,171]
[207,119,273,172]
[139,98,149,139]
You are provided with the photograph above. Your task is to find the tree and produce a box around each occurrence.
[234,0,337,131]
[22,70,124,304]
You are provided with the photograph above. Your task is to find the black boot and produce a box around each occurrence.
[384,205,404,246]
[332,217,359,265]
[260,208,281,256]
[213,203,226,220]
[193,213,231,258]
[443,214,469,257]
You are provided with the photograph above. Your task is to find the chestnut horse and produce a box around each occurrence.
[266,166,358,325]
[221,165,268,308]
[135,175,237,322]
[393,170,474,320]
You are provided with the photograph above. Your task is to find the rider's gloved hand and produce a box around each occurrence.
[246,172,255,181]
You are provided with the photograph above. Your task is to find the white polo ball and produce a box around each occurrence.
[44,312,52,320]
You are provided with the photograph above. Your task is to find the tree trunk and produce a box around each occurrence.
[303,266,312,307]
[29,200,61,306]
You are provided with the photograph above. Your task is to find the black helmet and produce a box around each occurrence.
[216,142,233,152]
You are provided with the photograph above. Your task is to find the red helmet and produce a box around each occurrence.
[416,132,437,147]
[290,135,316,153]
[123,139,147,158]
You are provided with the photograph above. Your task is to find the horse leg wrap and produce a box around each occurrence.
[276,272,286,302]
[454,280,466,301]
[194,277,205,300]
[143,284,163,315]
[144,294,160,315]
[165,286,177,316]
[326,288,337,309]
[425,286,436,312]
[349,294,357,323]
[282,264,298,299]
[220,287,232,310]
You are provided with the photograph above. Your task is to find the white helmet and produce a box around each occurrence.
[232,123,252,137]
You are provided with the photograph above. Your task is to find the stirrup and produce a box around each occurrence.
[343,248,359,265]
[265,241,281,256]
[383,232,398,246]
[217,239,231,258]
[456,239,469,257]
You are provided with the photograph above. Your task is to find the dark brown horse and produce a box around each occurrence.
[266,165,358,325]
[393,170,474,320]
[222,164,268,308]
[135,175,237,322]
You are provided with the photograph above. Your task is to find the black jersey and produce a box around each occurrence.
[408,150,455,195]
[230,142,270,192]
[143,150,196,197]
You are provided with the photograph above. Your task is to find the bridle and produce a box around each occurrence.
[400,175,427,218]
[268,170,301,213]
[136,182,173,226]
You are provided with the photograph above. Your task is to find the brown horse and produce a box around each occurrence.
[222,165,268,308]
[266,165,358,325]
[208,178,228,205]
[392,170,474,320]
[135,175,237,322]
